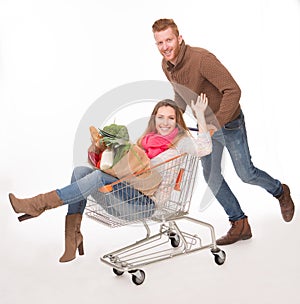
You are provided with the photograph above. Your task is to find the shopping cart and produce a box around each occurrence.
[85,153,226,285]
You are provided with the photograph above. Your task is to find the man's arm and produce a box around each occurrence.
[201,53,241,127]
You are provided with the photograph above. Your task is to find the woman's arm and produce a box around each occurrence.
[191,93,208,134]
[176,134,212,158]
[176,93,212,157]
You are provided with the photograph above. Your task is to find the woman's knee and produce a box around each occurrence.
[71,166,94,183]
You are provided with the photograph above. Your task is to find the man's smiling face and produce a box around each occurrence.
[154,27,182,64]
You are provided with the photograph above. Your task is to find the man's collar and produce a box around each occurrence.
[165,40,187,71]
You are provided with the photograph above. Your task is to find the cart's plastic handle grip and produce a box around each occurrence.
[99,184,113,193]
[174,168,184,191]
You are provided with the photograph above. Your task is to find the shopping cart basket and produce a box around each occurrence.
[85,153,226,285]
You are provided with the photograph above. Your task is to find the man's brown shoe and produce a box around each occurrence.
[216,217,252,246]
[277,184,295,222]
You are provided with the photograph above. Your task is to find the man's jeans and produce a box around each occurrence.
[56,166,155,220]
[201,111,282,221]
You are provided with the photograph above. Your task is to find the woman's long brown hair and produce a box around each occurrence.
[137,99,190,147]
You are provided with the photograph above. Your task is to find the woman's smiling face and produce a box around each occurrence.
[155,105,177,136]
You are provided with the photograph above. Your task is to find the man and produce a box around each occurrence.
[152,18,295,245]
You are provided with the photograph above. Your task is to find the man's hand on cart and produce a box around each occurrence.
[207,124,218,137]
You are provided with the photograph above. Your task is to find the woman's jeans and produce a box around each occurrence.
[56,167,155,220]
[201,111,282,221]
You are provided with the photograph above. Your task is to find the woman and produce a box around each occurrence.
[8,94,212,263]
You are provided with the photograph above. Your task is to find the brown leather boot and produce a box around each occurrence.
[9,191,63,221]
[217,217,252,246]
[59,214,84,263]
[277,184,295,222]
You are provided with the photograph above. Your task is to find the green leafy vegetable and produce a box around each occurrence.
[102,124,129,140]
[99,124,131,166]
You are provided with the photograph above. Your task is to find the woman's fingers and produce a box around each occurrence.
[198,93,208,105]
[191,93,208,113]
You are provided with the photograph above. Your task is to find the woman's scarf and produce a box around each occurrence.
[141,128,179,159]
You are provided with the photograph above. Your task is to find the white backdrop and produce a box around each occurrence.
[0,1,300,303]
[1,0,299,196]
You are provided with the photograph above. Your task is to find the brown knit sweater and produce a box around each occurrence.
[162,41,241,128]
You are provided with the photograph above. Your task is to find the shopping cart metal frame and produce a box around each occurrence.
[85,153,226,285]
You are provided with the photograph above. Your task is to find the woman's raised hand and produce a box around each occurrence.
[191,93,208,116]
[191,93,209,134]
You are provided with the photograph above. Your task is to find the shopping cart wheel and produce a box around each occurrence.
[169,232,180,248]
[211,248,226,265]
[113,268,124,276]
[129,269,145,285]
